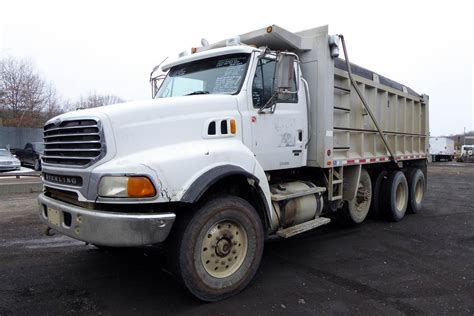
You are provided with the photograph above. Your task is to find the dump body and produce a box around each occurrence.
[295,28,429,168]
[330,60,429,167]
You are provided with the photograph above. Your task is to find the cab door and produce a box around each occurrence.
[249,57,308,171]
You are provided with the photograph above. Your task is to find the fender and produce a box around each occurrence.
[181,164,259,203]
[181,164,274,231]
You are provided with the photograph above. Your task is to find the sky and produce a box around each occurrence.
[1,0,473,136]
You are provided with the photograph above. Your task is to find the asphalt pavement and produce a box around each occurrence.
[0,162,473,315]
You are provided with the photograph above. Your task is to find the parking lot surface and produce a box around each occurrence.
[0,163,473,315]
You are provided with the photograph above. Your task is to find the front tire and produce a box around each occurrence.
[168,195,264,301]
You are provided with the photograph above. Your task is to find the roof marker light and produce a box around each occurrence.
[226,36,241,47]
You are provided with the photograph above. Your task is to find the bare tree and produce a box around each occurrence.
[75,92,125,109]
[0,57,61,127]
[43,84,64,118]
[0,56,125,127]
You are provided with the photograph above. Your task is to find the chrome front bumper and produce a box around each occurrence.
[38,193,176,247]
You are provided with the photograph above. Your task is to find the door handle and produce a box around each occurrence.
[298,130,303,142]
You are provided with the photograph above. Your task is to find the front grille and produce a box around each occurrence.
[43,118,105,167]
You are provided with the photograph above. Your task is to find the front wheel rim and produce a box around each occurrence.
[201,220,248,278]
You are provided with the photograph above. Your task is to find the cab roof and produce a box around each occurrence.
[161,46,257,72]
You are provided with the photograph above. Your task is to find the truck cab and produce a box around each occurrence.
[155,45,309,170]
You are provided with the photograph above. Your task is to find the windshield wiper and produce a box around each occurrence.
[185,90,210,96]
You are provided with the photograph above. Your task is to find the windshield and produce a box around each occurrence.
[0,149,11,156]
[156,53,250,98]
[32,142,44,153]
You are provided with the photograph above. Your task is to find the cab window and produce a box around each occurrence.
[252,58,297,108]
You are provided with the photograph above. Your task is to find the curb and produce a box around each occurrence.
[0,182,43,196]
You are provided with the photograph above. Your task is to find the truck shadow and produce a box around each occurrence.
[73,221,364,312]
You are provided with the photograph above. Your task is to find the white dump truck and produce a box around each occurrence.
[38,25,429,301]
[429,137,454,161]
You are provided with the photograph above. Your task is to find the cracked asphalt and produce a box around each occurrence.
[0,162,473,315]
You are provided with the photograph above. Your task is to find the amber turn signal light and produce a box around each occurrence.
[127,177,156,198]
[230,119,236,134]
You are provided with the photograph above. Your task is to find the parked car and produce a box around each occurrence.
[0,148,21,172]
[11,142,44,171]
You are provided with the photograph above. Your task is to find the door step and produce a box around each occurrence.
[277,217,331,238]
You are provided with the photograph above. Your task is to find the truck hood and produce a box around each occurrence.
[53,95,240,158]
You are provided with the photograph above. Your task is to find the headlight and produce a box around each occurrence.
[98,176,156,198]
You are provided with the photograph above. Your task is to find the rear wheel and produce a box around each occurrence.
[381,171,408,222]
[34,158,41,171]
[406,168,425,213]
[370,170,388,218]
[167,195,264,302]
[339,169,372,224]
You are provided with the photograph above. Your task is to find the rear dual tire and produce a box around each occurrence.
[381,171,408,222]
[406,168,425,214]
[338,169,372,225]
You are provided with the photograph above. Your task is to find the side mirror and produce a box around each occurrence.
[274,54,297,101]
[257,52,300,114]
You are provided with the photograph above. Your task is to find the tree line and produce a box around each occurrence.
[0,56,124,128]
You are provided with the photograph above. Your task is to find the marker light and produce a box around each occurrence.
[266,26,273,33]
[230,119,237,134]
